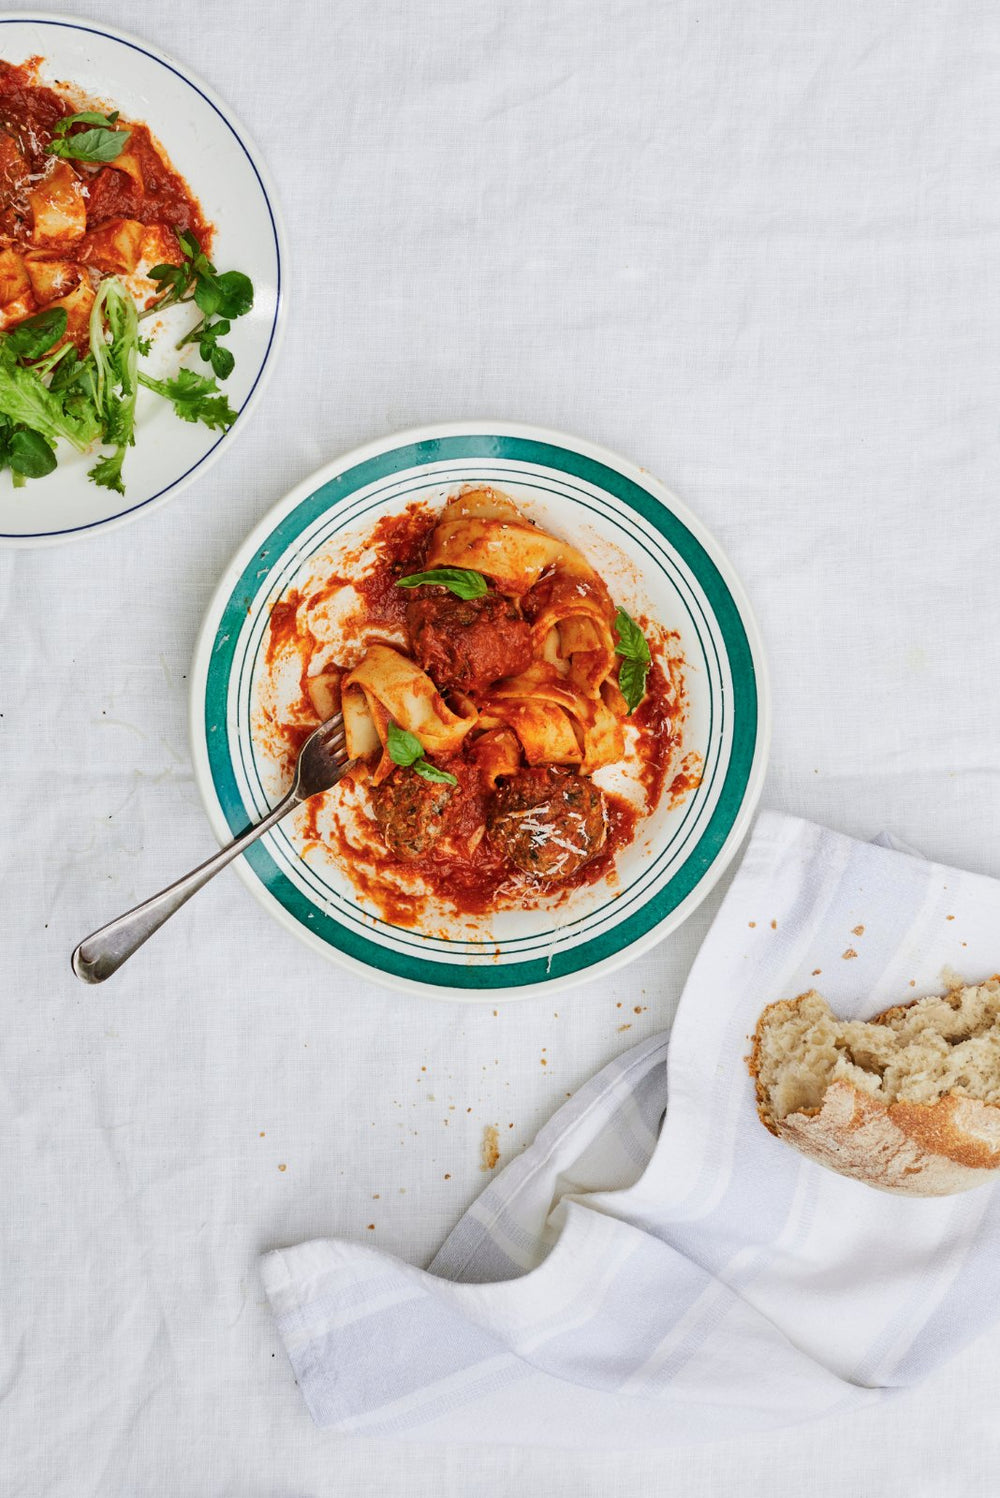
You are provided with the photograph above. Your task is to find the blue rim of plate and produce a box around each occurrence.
[0,13,284,542]
[197,429,767,993]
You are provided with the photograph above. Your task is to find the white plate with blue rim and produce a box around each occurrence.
[0,13,285,546]
[190,422,770,1002]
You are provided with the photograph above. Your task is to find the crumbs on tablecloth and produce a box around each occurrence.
[481,1125,500,1171]
[852,925,865,936]
[842,949,858,960]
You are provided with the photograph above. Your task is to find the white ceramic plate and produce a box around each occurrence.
[0,14,285,546]
[191,423,770,1001]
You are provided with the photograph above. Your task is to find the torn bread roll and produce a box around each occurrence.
[748,977,1000,1195]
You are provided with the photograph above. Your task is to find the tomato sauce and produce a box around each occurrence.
[262,503,687,927]
[84,125,211,243]
[0,57,211,252]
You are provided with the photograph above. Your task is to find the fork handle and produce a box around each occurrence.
[71,790,300,984]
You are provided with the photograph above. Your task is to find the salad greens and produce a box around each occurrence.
[144,230,253,381]
[0,231,253,497]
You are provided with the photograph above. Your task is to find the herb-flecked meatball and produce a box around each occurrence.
[486,767,607,879]
[370,769,454,859]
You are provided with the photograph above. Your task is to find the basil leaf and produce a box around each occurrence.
[47,125,130,163]
[413,761,458,786]
[5,307,67,360]
[213,270,254,319]
[614,607,651,663]
[618,656,649,715]
[396,568,488,599]
[53,109,120,136]
[10,427,57,478]
[386,720,424,767]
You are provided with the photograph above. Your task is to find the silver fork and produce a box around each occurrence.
[71,714,354,984]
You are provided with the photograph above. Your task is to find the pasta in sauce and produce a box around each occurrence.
[261,488,696,925]
[0,57,209,341]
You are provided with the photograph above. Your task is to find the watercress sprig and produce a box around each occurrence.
[144,230,253,380]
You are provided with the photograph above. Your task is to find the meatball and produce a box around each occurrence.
[486,767,607,879]
[406,591,532,694]
[370,769,454,859]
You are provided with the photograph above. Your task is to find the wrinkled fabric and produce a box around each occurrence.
[263,813,1000,1445]
[4,0,1000,1493]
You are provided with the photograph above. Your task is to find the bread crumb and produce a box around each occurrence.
[492,1010,498,1017]
[367,1223,375,1230]
[618,1023,632,1031]
[842,948,858,960]
[373,1193,380,1199]
[910,980,916,987]
[277,1164,286,1172]
[540,1057,547,1066]
[481,1125,500,1170]
[749,921,756,928]
[770,920,777,930]
[946,915,955,921]
[259,1131,265,1137]
[852,925,865,936]
[444,1173,451,1180]
[812,968,822,976]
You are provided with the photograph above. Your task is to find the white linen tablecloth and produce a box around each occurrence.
[3,1,1000,1493]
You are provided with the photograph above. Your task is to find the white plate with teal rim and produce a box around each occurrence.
[190,422,769,1001]
[0,14,285,546]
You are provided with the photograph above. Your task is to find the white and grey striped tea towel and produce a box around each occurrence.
[261,811,1000,1447]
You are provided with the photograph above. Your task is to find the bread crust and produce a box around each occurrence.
[748,989,1000,1196]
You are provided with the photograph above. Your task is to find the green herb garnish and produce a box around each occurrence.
[47,110,130,163]
[86,279,139,494]
[137,368,237,431]
[614,606,651,714]
[396,567,488,599]
[0,233,250,494]
[386,720,458,786]
[0,337,100,455]
[5,307,67,361]
[144,230,253,381]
